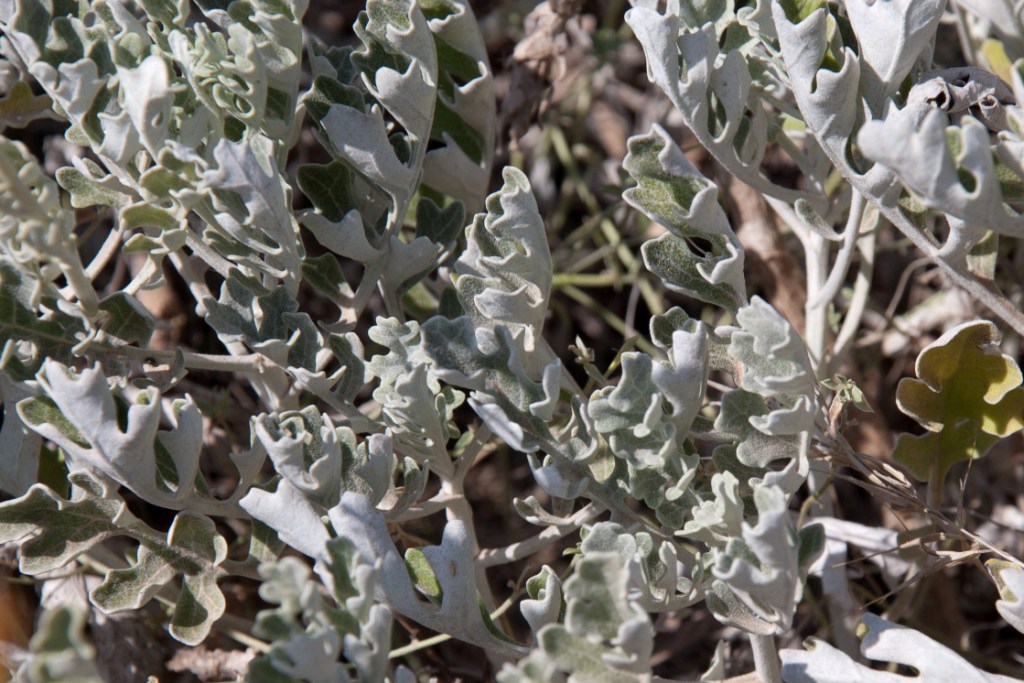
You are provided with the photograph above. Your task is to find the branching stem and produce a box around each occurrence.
[477,504,603,567]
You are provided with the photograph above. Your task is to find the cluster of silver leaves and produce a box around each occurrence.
[1,0,1024,682]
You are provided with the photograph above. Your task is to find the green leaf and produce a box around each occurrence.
[308,41,357,83]
[204,273,320,371]
[642,233,744,312]
[0,263,84,365]
[92,512,228,645]
[0,472,227,645]
[0,473,127,575]
[416,196,465,245]
[797,523,825,573]
[454,166,552,360]
[98,292,155,346]
[300,253,354,304]
[624,126,746,314]
[120,203,180,230]
[15,606,103,683]
[779,0,826,23]
[821,375,873,413]
[893,321,1024,495]
[420,316,559,453]
[17,395,88,451]
[297,160,358,223]
[0,79,54,129]
[589,353,678,468]
[55,164,132,208]
[715,389,799,469]
[316,0,438,208]
[730,298,815,406]
[986,559,1024,635]
[966,230,998,281]
[405,547,443,601]
[419,0,495,211]
[137,0,190,27]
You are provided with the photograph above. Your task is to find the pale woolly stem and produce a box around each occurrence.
[827,223,878,377]
[750,633,783,683]
[477,504,603,567]
[810,192,867,310]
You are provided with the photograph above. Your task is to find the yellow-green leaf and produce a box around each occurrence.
[982,38,1014,84]
[893,321,1024,497]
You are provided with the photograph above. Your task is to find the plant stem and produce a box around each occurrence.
[388,588,521,660]
[84,221,124,281]
[809,191,866,311]
[552,271,633,287]
[804,231,829,373]
[477,504,603,567]
[772,21,1024,338]
[750,633,783,683]
[167,250,294,411]
[827,216,877,377]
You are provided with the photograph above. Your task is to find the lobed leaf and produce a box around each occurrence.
[252,407,345,509]
[581,522,701,611]
[499,553,654,682]
[987,559,1024,635]
[587,345,705,528]
[626,6,810,203]
[770,1,864,165]
[368,317,464,463]
[623,126,747,313]
[843,0,944,100]
[893,320,1024,489]
[521,567,563,637]
[203,273,320,371]
[0,262,84,367]
[418,0,496,212]
[859,107,1020,258]
[249,542,395,683]
[0,473,228,645]
[13,606,103,683]
[17,361,211,511]
[199,135,303,285]
[780,613,1019,682]
[323,492,525,657]
[92,511,228,645]
[711,486,822,635]
[421,316,559,454]
[453,166,552,364]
